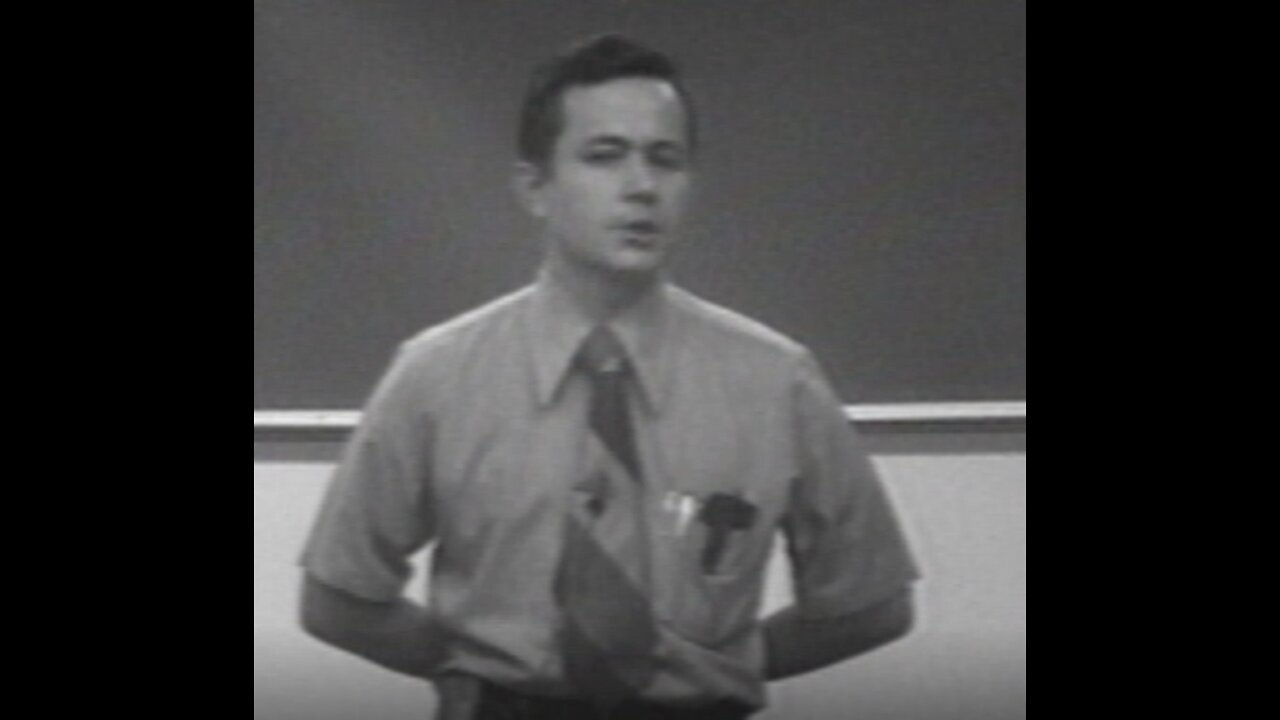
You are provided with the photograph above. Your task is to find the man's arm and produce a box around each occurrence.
[300,575,445,678]
[771,350,921,681]
[762,588,915,682]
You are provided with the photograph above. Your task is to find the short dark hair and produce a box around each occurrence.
[517,34,697,169]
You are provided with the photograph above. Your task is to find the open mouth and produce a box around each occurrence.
[624,235,660,251]
[620,221,661,235]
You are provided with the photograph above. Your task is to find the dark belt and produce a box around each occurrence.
[472,679,754,720]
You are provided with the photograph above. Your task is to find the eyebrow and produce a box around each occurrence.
[580,135,687,151]
[582,136,628,148]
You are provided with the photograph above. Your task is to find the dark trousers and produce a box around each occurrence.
[472,679,755,720]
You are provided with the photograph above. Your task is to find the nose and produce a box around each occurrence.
[622,157,658,205]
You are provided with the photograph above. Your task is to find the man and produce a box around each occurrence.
[300,35,920,720]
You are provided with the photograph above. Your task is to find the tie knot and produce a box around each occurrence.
[578,326,629,375]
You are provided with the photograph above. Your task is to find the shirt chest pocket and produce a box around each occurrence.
[647,413,789,646]
[655,489,777,648]
[665,490,767,576]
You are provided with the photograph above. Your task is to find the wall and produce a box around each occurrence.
[253,430,1026,720]
[255,0,1026,408]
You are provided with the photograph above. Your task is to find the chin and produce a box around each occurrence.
[606,255,666,278]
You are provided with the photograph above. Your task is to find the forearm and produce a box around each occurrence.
[327,599,441,678]
[762,590,915,682]
[301,576,446,679]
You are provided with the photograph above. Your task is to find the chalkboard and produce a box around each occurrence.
[254,0,1025,409]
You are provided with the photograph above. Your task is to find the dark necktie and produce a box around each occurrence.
[555,326,660,708]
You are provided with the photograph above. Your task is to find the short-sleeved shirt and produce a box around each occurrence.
[301,270,919,710]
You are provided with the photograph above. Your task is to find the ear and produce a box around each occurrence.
[511,161,548,219]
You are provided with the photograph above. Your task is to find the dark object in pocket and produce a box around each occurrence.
[698,493,759,574]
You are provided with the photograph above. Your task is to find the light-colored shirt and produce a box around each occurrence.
[300,270,919,709]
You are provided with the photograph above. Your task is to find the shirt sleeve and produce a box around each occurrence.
[783,351,921,620]
[298,345,438,602]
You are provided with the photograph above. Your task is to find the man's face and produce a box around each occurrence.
[528,77,693,278]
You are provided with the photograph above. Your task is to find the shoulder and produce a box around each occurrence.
[383,286,534,388]
[666,285,810,364]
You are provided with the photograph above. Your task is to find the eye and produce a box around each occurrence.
[649,146,689,171]
[581,144,626,164]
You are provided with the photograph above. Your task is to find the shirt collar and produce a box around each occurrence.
[525,268,674,413]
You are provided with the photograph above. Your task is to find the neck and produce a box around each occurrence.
[543,254,660,324]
